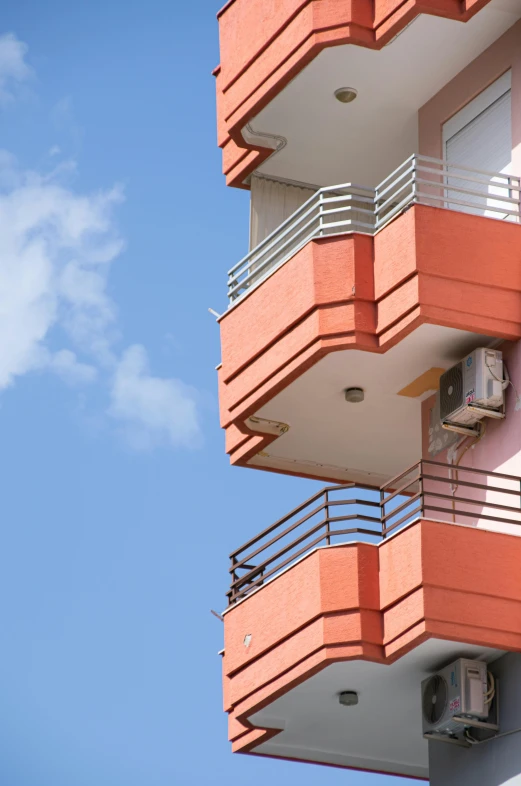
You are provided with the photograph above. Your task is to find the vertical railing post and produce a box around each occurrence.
[380,486,386,539]
[411,155,417,205]
[231,555,238,602]
[325,489,330,546]
[418,460,424,518]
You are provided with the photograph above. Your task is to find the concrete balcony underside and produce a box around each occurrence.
[215,0,497,187]
[222,519,521,779]
[218,204,521,482]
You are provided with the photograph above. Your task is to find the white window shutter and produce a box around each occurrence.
[445,90,512,175]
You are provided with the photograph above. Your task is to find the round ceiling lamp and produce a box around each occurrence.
[334,87,358,104]
[338,691,359,707]
[344,387,364,403]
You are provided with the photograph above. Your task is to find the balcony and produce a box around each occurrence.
[227,459,521,605]
[222,460,521,778]
[215,1,520,188]
[227,155,521,306]
[217,154,521,486]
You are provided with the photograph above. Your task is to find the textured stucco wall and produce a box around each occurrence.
[429,653,521,786]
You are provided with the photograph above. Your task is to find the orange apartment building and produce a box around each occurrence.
[213,2,521,783]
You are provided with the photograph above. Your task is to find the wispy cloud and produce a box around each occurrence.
[0,33,31,104]
[0,35,202,449]
[0,153,122,389]
[109,345,200,450]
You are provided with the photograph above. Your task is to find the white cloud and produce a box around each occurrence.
[109,345,200,450]
[0,33,31,104]
[48,349,97,386]
[0,34,202,450]
[0,156,202,448]
[0,155,122,388]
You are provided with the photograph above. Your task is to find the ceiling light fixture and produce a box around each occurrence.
[344,387,364,403]
[334,87,358,104]
[339,691,359,707]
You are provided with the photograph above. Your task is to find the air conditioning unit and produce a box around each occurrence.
[440,348,504,435]
[422,658,489,739]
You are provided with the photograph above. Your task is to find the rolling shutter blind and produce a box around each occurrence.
[445,90,511,174]
[444,87,512,218]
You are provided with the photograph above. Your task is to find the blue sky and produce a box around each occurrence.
[0,2,411,785]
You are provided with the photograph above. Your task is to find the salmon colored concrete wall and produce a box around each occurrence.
[216,0,494,187]
[419,20,521,175]
[219,205,521,479]
[223,519,521,765]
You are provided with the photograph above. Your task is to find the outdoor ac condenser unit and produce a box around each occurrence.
[422,658,489,739]
[439,348,504,434]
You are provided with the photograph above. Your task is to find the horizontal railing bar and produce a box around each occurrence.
[320,205,375,218]
[415,191,521,218]
[375,192,416,230]
[424,490,521,515]
[381,477,420,508]
[422,459,521,482]
[320,218,377,231]
[375,168,414,204]
[229,228,318,298]
[229,490,328,558]
[417,153,521,181]
[228,209,320,291]
[415,164,519,190]
[230,481,379,561]
[422,504,521,528]
[326,498,381,509]
[417,192,521,215]
[230,517,331,588]
[381,459,422,490]
[228,199,321,281]
[229,231,319,301]
[383,505,423,535]
[421,474,521,497]
[320,180,375,194]
[231,501,328,572]
[227,192,320,275]
[230,529,332,597]
[376,181,414,216]
[325,514,382,525]
[376,153,416,189]
[327,527,382,538]
[230,523,385,601]
[414,177,521,205]
[381,491,422,522]
[320,193,375,205]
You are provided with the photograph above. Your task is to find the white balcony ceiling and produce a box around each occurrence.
[248,0,521,188]
[249,638,503,779]
[251,325,496,485]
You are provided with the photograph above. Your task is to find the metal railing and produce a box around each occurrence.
[227,459,521,605]
[227,155,521,305]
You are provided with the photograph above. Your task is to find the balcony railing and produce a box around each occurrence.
[227,155,521,305]
[227,459,521,605]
